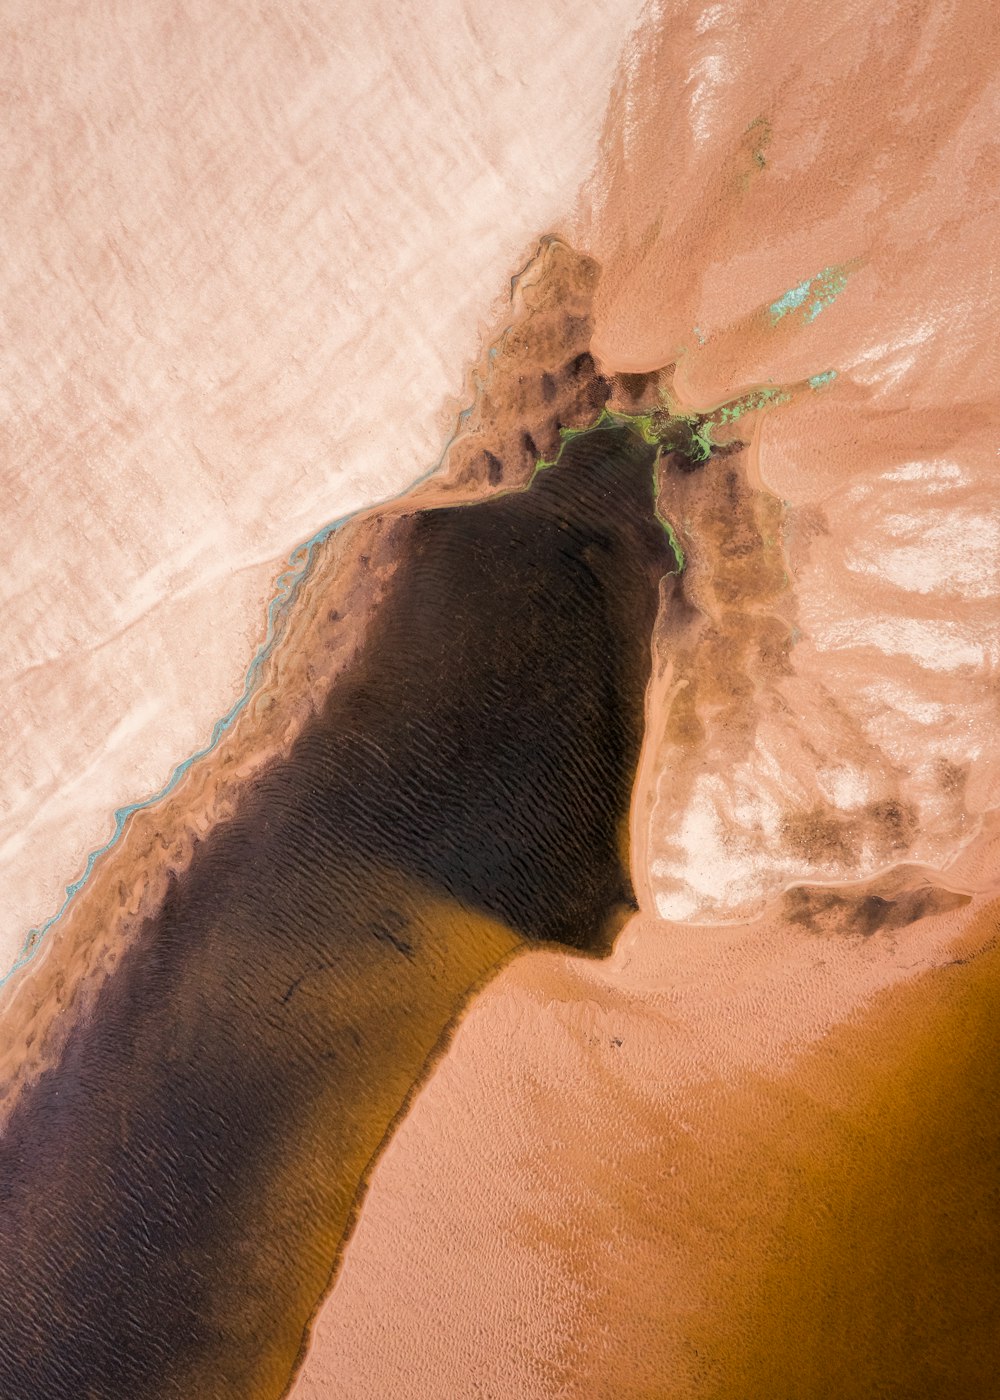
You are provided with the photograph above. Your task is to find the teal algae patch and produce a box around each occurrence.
[769,264,850,324]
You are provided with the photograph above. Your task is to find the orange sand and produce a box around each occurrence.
[292,898,1000,1399]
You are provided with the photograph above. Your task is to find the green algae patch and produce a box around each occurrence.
[524,412,685,573]
[769,262,853,324]
[746,115,772,170]
[515,356,838,580]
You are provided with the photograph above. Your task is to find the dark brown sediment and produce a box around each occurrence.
[0,423,674,1398]
[423,237,612,499]
[781,869,972,936]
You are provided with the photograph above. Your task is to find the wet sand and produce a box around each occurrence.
[0,425,672,1398]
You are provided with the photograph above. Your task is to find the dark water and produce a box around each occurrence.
[0,425,672,1399]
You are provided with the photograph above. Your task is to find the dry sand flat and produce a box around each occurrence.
[577,0,999,921]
